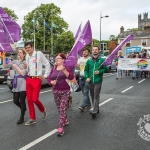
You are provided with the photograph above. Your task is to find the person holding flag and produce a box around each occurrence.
[3,49,27,124]
[84,45,107,118]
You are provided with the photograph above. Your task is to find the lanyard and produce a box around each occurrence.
[28,51,38,76]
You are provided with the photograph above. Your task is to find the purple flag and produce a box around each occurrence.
[0,22,13,52]
[64,20,92,67]
[74,23,81,41]
[103,34,134,65]
[0,7,21,43]
[0,43,13,52]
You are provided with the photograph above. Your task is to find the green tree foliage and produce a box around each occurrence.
[54,31,74,54]
[3,7,18,21]
[109,35,118,41]
[22,3,68,53]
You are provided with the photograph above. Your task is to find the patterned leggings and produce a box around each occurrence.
[53,90,70,128]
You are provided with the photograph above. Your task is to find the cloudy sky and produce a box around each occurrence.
[0,0,150,40]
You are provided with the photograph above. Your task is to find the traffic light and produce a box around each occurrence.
[100,43,104,51]
[104,43,107,50]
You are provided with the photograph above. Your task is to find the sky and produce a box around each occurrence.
[0,0,150,41]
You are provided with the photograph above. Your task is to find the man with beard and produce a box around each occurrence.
[84,46,107,118]
[77,48,91,111]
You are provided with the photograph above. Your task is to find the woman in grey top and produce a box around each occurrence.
[3,49,27,124]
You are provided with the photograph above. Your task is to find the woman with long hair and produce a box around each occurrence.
[3,49,27,124]
[47,53,74,136]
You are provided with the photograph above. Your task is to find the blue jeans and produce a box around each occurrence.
[136,71,140,77]
[79,76,91,107]
[117,68,122,78]
[132,70,136,77]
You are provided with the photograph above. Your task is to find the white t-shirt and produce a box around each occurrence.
[77,57,90,76]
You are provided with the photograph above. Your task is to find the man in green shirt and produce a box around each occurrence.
[84,46,107,118]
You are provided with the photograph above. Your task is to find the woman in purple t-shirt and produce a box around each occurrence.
[47,53,74,136]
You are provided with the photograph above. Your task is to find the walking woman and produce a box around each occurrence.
[3,49,27,124]
[47,53,74,136]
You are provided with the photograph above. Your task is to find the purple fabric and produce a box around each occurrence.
[63,20,92,67]
[0,43,13,52]
[0,22,13,52]
[103,34,134,65]
[47,66,74,91]
[74,23,81,41]
[0,7,21,43]
[13,75,27,88]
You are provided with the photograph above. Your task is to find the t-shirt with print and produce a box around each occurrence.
[77,57,90,76]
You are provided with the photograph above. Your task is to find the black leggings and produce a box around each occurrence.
[13,91,26,116]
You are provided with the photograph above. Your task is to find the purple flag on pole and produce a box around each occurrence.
[64,20,92,67]
[74,23,81,41]
[0,7,21,43]
[0,22,13,52]
[103,34,134,65]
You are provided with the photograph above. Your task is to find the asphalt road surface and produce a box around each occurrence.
[0,72,150,150]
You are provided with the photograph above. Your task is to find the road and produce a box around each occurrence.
[0,72,150,150]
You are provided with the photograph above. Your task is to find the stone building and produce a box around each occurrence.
[118,13,150,56]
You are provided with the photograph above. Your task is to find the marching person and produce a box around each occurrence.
[3,49,27,124]
[77,48,91,111]
[47,53,74,136]
[84,46,107,118]
[116,51,124,79]
[25,42,50,125]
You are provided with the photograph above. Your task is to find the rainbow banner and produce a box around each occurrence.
[118,58,150,70]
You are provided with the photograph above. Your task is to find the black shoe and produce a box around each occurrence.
[17,116,24,124]
[79,106,85,112]
[132,77,135,79]
[92,113,96,118]
[125,74,127,76]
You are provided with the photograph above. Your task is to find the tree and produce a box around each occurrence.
[54,31,74,54]
[3,7,18,21]
[22,3,68,53]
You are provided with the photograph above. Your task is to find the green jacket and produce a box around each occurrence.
[84,56,107,83]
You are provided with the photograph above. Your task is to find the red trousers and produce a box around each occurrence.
[26,78,45,120]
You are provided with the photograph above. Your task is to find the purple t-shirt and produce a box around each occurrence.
[47,66,74,91]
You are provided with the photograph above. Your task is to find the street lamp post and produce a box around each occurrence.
[100,12,109,55]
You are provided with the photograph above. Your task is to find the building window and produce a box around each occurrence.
[141,39,147,46]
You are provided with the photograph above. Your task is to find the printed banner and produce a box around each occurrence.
[118,58,150,70]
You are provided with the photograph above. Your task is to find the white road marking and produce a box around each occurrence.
[138,79,145,83]
[18,129,57,150]
[0,89,52,104]
[104,73,116,77]
[0,99,13,104]
[0,88,5,89]
[20,98,114,150]
[121,86,133,93]
[99,98,114,106]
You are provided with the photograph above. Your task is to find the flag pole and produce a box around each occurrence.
[43,19,45,51]
[51,22,53,55]
[33,15,36,51]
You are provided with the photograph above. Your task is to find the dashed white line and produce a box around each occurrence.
[138,79,145,83]
[121,86,134,93]
[99,98,114,106]
[0,89,52,104]
[18,129,57,150]
[0,88,5,89]
[0,99,13,104]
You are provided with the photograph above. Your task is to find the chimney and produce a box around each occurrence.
[120,26,124,33]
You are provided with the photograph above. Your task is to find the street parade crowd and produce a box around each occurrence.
[1,42,108,136]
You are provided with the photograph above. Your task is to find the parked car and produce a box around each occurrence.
[102,56,117,73]
[7,61,54,90]
[0,64,9,84]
